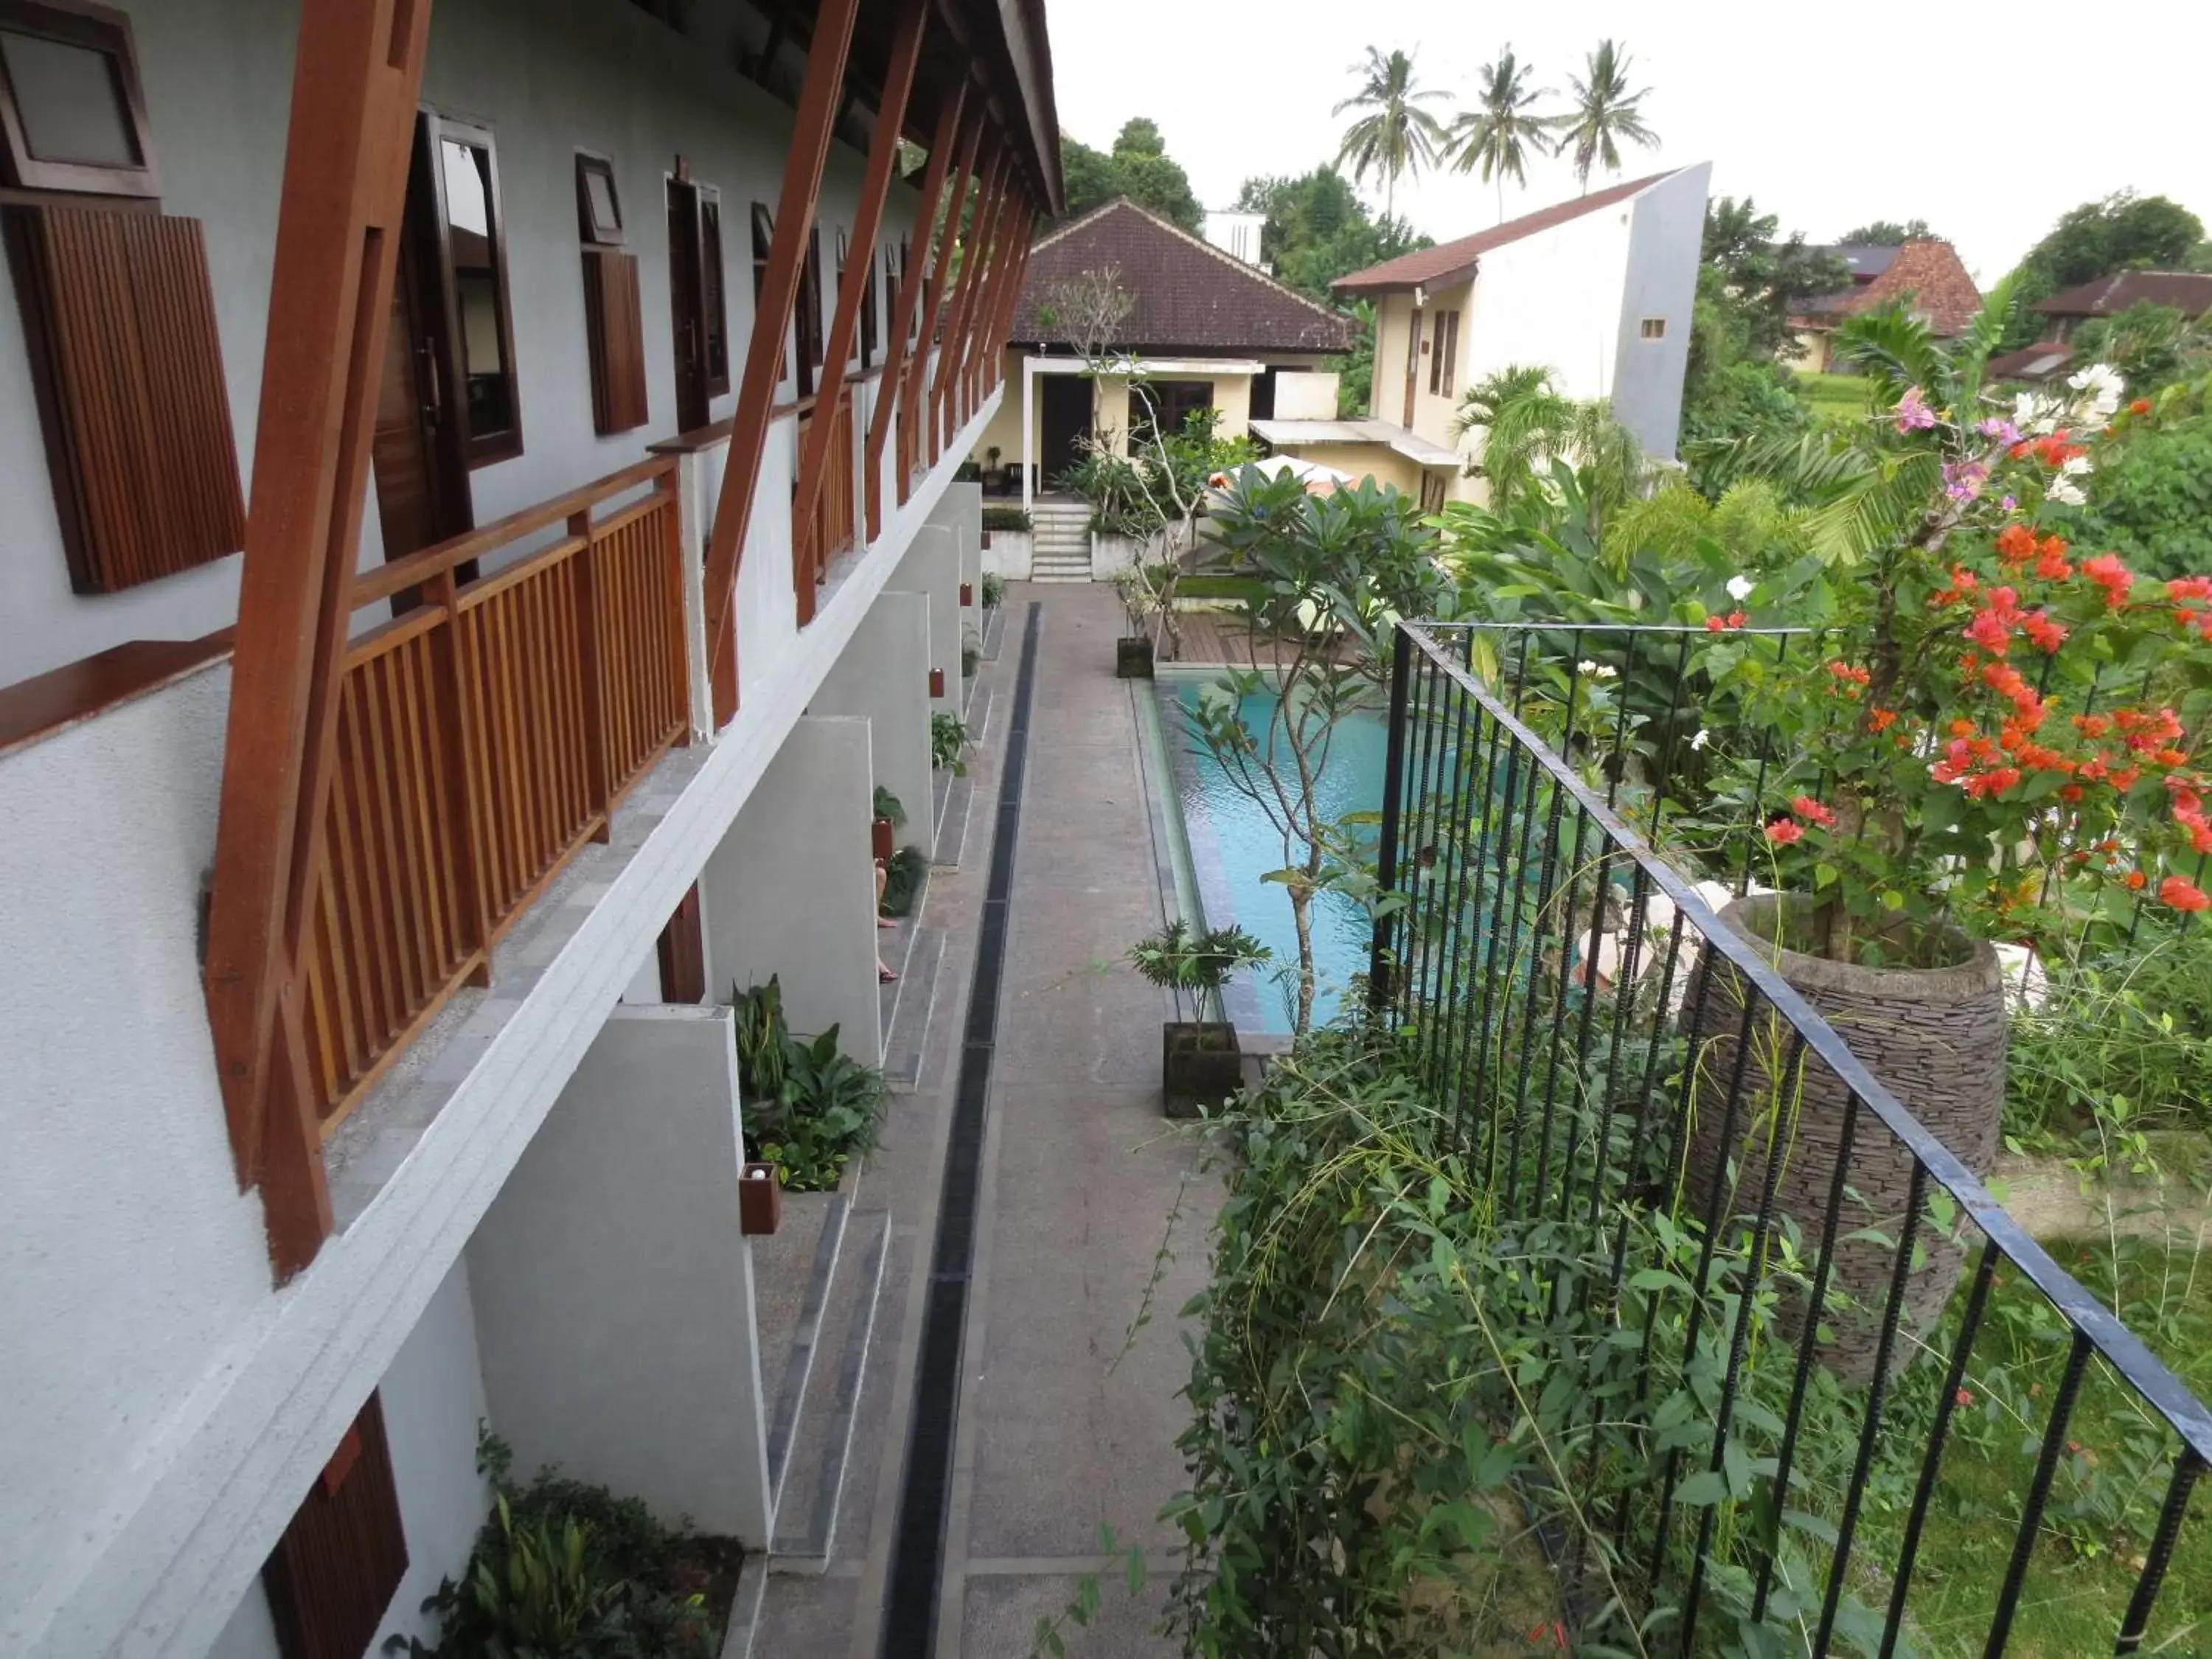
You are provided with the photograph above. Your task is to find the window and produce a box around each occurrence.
[1427,309,1460,397]
[859,240,877,369]
[0,1,244,592]
[749,201,772,303]
[1639,316,1666,340]
[697,187,727,395]
[425,116,521,465]
[261,1394,408,1659]
[793,225,823,399]
[0,0,157,198]
[574,149,622,245]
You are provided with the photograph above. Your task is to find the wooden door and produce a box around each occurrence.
[371,166,470,571]
[668,178,708,433]
[1038,373,1091,490]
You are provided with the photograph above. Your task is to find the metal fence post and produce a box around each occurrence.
[1368,622,1415,1014]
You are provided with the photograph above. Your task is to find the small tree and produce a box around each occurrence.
[1189,473,1450,1031]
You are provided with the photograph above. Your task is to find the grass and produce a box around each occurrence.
[1854,1181,2212,1658]
[1795,371,1878,429]
[1173,572,1265,602]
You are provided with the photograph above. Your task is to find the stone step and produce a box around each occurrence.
[758,1192,851,1514]
[880,925,945,1092]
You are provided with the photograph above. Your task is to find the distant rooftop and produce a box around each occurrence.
[1810,243,1903,282]
[1792,238,1982,336]
[2031,270,2212,319]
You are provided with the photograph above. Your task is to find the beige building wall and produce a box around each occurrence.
[970,348,1027,467]
[1275,440,1425,496]
[1371,281,1478,457]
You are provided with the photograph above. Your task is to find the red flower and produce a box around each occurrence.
[2124,869,2149,891]
[2168,577,2212,602]
[1765,818,1805,845]
[1996,523,2038,563]
[1868,708,1898,733]
[2022,611,2068,653]
[2161,876,2211,913]
[2130,398,2152,416]
[1792,794,1837,828]
[2084,553,2135,609]
[1965,611,2011,653]
[1955,1388,1974,1408]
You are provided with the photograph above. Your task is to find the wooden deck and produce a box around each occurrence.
[1161,606,1360,669]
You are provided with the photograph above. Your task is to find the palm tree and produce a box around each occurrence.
[1332,46,1448,223]
[1444,49,1564,223]
[1453,364,1642,525]
[1557,40,1658,194]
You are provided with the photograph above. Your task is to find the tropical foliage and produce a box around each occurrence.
[1330,46,1447,223]
[1554,38,1658,195]
[731,976,887,1192]
[1059,118,1203,232]
[1442,47,1561,222]
[1450,364,1644,527]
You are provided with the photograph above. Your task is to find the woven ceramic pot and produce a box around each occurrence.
[1683,893,2006,1383]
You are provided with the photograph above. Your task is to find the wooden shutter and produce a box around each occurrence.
[262,1392,408,1659]
[655,880,706,1003]
[581,247,648,434]
[4,203,244,593]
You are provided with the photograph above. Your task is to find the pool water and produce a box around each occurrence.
[1162,674,1391,1032]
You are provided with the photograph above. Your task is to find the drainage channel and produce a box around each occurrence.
[880,601,1043,1659]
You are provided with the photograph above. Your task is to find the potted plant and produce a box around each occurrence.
[1110,564,1159,678]
[1688,317,2212,1372]
[1130,919,1270,1117]
[871,784,905,862]
[985,445,1004,495]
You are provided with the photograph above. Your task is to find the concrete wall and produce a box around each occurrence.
[0,0,918,686]
[813,588,935,858]
[1610,164,1711,459]
[1461,204,1635,414]
[469,1005,772,1545]
[702,716,880,1057]
[983,528,1033,580]
[947,481,983,687]
[1275,370,1341,420]
[900,524,961,720]
[972,350,1028,467]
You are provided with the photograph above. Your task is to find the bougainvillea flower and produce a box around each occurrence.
[1764,818,1804,845]
[1791,795,1838,828]
[2125,869,2149,891]
[1895,386,1937,432]
[2159,876,2210,913]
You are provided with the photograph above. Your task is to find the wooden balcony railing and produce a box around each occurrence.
[794,386,858,591]
[299,457,687,1131]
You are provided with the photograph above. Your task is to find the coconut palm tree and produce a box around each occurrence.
[1332,46,1448,223]
[1452,364,1642,525]
[1444,49,1564,223]
[1557,39,1658,195]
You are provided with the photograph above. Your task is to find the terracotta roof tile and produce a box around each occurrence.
[1332,170,1679,294]
[1009,198,1357,354]
[1794,240,1982,335]
[2030,271,2212,319]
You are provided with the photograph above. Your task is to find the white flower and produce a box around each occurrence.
[2061,453,2093,477]
[1725,574,1755,602]
[2067,361,2124,422]
[1689,728,1711,751]
[1575,659,1617,681]
[2014,390,2059,437]
[2047,477,2086,507]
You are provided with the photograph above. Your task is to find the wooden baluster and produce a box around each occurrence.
[571,507,613,842]
[425,566,492,986]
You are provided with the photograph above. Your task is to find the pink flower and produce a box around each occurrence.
[1944,460,1989,502]
[1765,818,1805,846]
[1980,417,2022,445]
[1896,386,1938,432]
[2159,876,2210,914]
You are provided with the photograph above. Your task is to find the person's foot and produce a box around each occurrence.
[879,965,898,984]
[877,916,898,930]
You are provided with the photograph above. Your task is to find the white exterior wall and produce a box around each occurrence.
[0,0,919,686]
[1610,164,1711,460]
[1460,211,1635,412]
[469,1005,771,1545]
[902,524,961,717]
[813,588,937,860]
[1273,370,1341,420]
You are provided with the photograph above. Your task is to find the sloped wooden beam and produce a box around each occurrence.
[789,0,925,625]
[968,200,1032,414]
[202,0,436,1280]
[897,114,982,504]
[928,150,1006,463]
[703,0,863,725]
[863,83,964,540]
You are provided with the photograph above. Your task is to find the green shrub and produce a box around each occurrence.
[981,506,1032,533]
[981,571,1006,608]
[728,976,886,1192]
[397,1434,713,1658]
[880,845,927,918]
[931,712,972,775]
[872,784,905,828]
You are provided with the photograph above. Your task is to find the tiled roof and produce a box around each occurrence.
[1332,170,1680,294]
[2031,270,2212,319]
[1810,243,1902,282]
[1985,343,2076,383]
[1792,239,1982,335]
[1008,198,1357,354]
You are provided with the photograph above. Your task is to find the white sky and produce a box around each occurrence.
[1042,1,2212,281]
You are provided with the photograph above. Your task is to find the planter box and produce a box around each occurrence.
[1162,1020,1241,1118]
[1116,636,1154,679]
[739,1163,782,1235]
[871,817,896,862]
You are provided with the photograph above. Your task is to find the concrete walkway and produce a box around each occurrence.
[751,582,1211,1658]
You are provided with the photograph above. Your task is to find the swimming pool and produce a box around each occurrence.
[1154,671,1391,1033]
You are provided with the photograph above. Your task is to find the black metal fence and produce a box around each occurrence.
[1368,619,2212,1658]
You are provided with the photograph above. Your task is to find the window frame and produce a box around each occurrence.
[574,147,622,246]
[1639,316,1667,341]
[0,0,158,200]
[697,184,728,397]
[1428,309,1460,397]
[422,111,523,469]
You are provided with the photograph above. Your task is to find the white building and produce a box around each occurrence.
[1200,206,1266,266]
[1255,164,1711,508]
[0,0,1056,1655]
